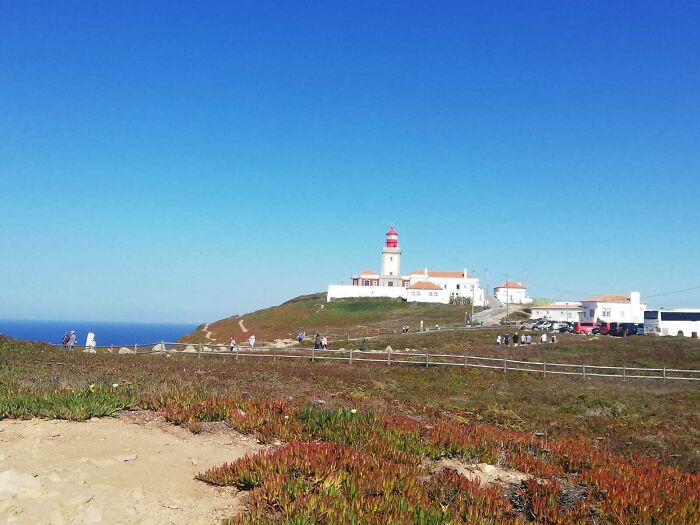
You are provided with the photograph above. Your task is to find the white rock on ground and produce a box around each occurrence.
[152,343,167,352]
[118,347,134,354]
[183,345,197,353]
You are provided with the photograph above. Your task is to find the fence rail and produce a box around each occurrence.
[53,342,700,383]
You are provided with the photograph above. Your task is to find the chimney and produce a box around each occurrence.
[630,291,640,305]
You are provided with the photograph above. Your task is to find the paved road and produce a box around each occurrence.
[474,295,506,326]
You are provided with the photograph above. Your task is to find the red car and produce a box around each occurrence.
[597,322,613,335]
[573,322,597,335]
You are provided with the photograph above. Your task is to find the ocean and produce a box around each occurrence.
[0,319,199,346]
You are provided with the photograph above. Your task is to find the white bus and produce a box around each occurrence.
[644,309,700,337]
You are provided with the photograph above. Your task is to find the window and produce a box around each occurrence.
[389,272,393,276]
[363,280,370,286]
[589,309,594,318]
[602,308,611,317]
[388,282,393,287]
[456,284,460,290]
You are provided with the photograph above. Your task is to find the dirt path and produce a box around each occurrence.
[237,318,248,333]
[0,412,262,524]
[201,323,214,341]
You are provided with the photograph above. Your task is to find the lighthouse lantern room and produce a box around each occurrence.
[380,225,402,287]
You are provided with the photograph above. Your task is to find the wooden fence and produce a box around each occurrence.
[63,342,700,383]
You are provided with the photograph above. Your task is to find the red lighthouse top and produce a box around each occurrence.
[385,225,399,248]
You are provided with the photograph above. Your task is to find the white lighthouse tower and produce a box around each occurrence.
[379,225,402,287]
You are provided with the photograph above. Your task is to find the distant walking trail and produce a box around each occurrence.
[238,318,248,333]
[201,324,214,341]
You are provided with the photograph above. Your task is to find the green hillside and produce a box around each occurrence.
[180,293,471,343]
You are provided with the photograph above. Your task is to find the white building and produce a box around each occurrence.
[581,292,646,323]
[409,269,485,306]
[494,280,533,304]
[326,226,486,306]
[530,302,583,322]
[406,281,449,304]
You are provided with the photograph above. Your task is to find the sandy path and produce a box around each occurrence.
[0,412,262,524]
[237,318,248,333]
[201,324,214,341]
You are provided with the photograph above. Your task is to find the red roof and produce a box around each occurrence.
[495,280,526,289]
[407,281,442,290]
[386,226,398,236]
[583,295,630,303]
[409,270,473,279]
[358,269,378,276]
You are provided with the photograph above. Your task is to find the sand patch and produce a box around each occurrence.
[0,412,262,524]
[437,458,530,486]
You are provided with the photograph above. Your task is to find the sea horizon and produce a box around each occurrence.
[0,318,200,346]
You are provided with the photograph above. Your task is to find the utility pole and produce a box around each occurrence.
[505,273,509,324]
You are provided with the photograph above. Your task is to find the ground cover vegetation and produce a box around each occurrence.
[1,337,698,523]
[180,294,470,344]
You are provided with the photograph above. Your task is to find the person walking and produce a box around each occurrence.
[314,333,321,350]
[513,331,519,347]
[321,335,328,349]
[67,331,76,351]
[248,333,256,348]
[229,336,237,352]
[540,332,547,344]
[550,334,557,344]
[61,331,70,349]
[504,333,510,346]
[296,331,305,344]
[526,334,532,345]
[495,334,502,347]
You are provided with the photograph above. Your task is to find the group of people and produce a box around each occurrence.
[229,333,256,351]
[61,330,77,350]
[313,333,328,349]
[400,324,410,334]
[496,331,557,347]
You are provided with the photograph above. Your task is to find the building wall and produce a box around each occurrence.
[581,302,646,323]
[406,288,449,304]
[409,275,486,306]
[530,308,583,322]
[381,247,401,278]
[327,284,406,302]
[495,287,532,304]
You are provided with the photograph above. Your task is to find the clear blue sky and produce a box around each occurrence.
[1,1,699,323]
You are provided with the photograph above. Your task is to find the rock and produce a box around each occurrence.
[0,469,42,498]
[118,347,134,354]
[202,346,212,352]
[385,345,393,352]
[113,454,138,462]
[152,343,167,352]
[338,347,345,352]
[189,458,198,467]
[274,341,286,349]
[183,345,197,353]
[83,347,96,354]
[478,463,497,475]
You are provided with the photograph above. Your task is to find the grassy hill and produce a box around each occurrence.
[180,293,471,343]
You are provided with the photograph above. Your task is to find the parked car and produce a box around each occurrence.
[533,320,552,331]
[573,322,597,335]
[558,322,574,333]
[597,322,614,335]
[613,323,644,337]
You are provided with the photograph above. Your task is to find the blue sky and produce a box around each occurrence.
[1,1,699,323]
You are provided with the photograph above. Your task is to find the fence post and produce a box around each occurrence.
[543,361,546,376]
[235,345,239,361]
[425,352,429,368]
[312,346,315,362]
[161,340,165,354]
[663,367,666,383]
[134,344,138,354]
[503,358,507,373]
[349,347,353,364]
[622,364,626,381]
[198,343,202,359]
[464,353,468,368]
[582,364,586,380]
[387,348,391,365]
